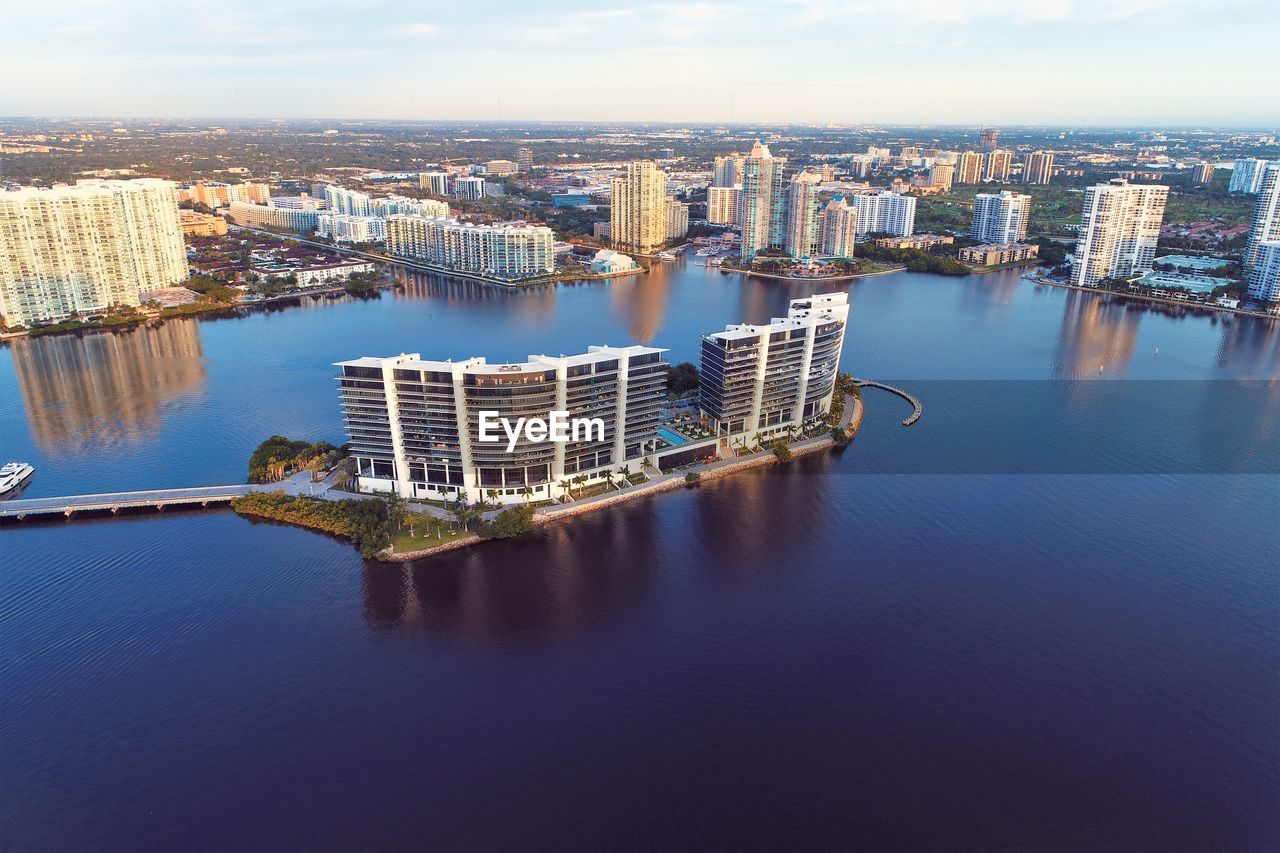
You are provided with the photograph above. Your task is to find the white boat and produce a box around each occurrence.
[0,462,34,498]
[655,252,676,261]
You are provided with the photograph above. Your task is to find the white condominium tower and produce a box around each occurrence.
[336,345,667,504]
[698,292,849,440]
[1247,241,1280,303]
[1243,162,1280,301]
[0,179,187,327]
[1229,159,1267,193]
[611,160,668,254]
[983,149,1012,182]
[712,153,744,188]
[419,171,450,196]
[453,176,486,201]
[386,215,555,280]
[1023,151,1054,185]
[971,191,1032,243]
[1070,179,1168,288]
[852,191,916,239]
[784,170,822,258]
[739,140,788,260]
[955,152,983,184]
[324,185,373,216]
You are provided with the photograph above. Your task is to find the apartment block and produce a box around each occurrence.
[419,171,451,196]
[982,149,1012,182]
[784,170,822,258]
[698,292,849,440]
[739,140,788,260]
[611,160,668,254]
[228,200,321,232]
[0,179,188,326]
[1070,179,1168,287]
[971,190,1032,243]
[1023,151,1055,185]
[1244,163,1280,301]
[1230,159,1266,193]
[335,345,668,503]
[956,152,983,184]
[707,185,742,226]
[958,242,1039,266]
[386,215,555,280]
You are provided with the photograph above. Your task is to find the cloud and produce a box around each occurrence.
[400,22,440,38]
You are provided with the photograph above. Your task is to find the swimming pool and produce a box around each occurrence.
[658,427,689,446]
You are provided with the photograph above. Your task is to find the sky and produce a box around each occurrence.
[3,0,1278,126]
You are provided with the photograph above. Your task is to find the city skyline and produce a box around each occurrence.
[4,0,1278,126]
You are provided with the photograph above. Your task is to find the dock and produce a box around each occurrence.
[856,380,922,426]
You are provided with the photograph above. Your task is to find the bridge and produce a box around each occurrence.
[856,381,922,426]
[0,485,253,520]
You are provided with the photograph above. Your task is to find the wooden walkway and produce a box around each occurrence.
[856,381,922,426]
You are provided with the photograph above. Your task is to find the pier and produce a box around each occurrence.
[856,380,922,426]
[0,485,252,520]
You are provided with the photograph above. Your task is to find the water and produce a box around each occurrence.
[2,261,1278,850]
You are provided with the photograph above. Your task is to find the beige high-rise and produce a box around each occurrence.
[1,179,187,327]
[611,161,668,254]
[1071,179,1168,288]
[956,152,983,184]
[983,149,1012,182]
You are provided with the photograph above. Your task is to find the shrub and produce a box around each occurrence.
[685,471,701,486]
[483,504,535,539]
[232,491,390,557]
[771,439,793,462]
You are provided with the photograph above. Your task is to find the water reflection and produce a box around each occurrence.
[394,267,558,322]
[609,266,671,343]
[1053,289,1142,378]
[362,503,660,642]
[10,320,206,452]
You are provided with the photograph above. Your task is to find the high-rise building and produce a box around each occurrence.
[867,146,891,160]
[956,152,984,184]
[419,172,451,196]
[739,140,788,260]
[316,214,387,244]
[698,292,849,439]
[1023,151,1055,185]
[849,191,916,241]
[1246,241,1280,303]
[324,185,373,217]
[971,191,1032,244]
[228,200,321,232]
[819,164,837,182]
[1230,158,1267,193]
[386,215,555,280]
[485,160,518,177]
[666,197,689,241]
[847,155,876,179]
[707,185,742,226]
[928,163,955,191]
[979,128,1000,151]
[516,148,534,173]
[181,181,270,209]
[712,153,744,188]
[1243,162,1280,300]
[983,149,1012,182]
[453,176,486,201]
[784,170,822,258]
[0,179,188,327]
[1070,179,1169,288]
[1192,162,1215,184]
[819,197,858,256]
[610,160,668,254]
[336,345,668,503]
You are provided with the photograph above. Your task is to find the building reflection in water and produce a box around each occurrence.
[608,264,670,344]
[10,319,206,452]
[362,501,660,642]
[1215,312,1280,379]
[394,267,557,323]
[1053,289,1142,378]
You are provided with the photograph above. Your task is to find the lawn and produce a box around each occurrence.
[391,524,472,553]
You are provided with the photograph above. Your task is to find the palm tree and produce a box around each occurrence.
[571,474,588,497]
[521,485,534,504]
[486,488,500,506]
[558,478,573,501]
[616,465,630,488]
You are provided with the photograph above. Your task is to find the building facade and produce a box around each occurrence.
[1244,163,1280,301]
[385,215,555,280]
[928,163,955,191]
[1070,179,1169,287]
[983,149,1012,182]
[959,243,1039,266]
[317,214,387,244]
[1230,158,1266,193]
[228,200,321,232]
[419,172,451,196]
[850,191,916,240]
[712,153,744,188]
[707,185,742,226]
[666,198,690,241]
[1,179,187,326]
[1023,151,1055,185]
[956,152,983,184]
[739,140,787,260]
[323,185,373,217]
[336,345,668,503]
[698,292,849,441]
[180,181,270,209]
[875,234,954,250]
[971,190,1032,244]
[516,148,534,173]
[819,197,857,256]
[1246,240,1280,303]
[453,177,486,201]
[610,160,668,254]
[784,170,822,258]
[486,160,517,177]
[1192,162,1215,184]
